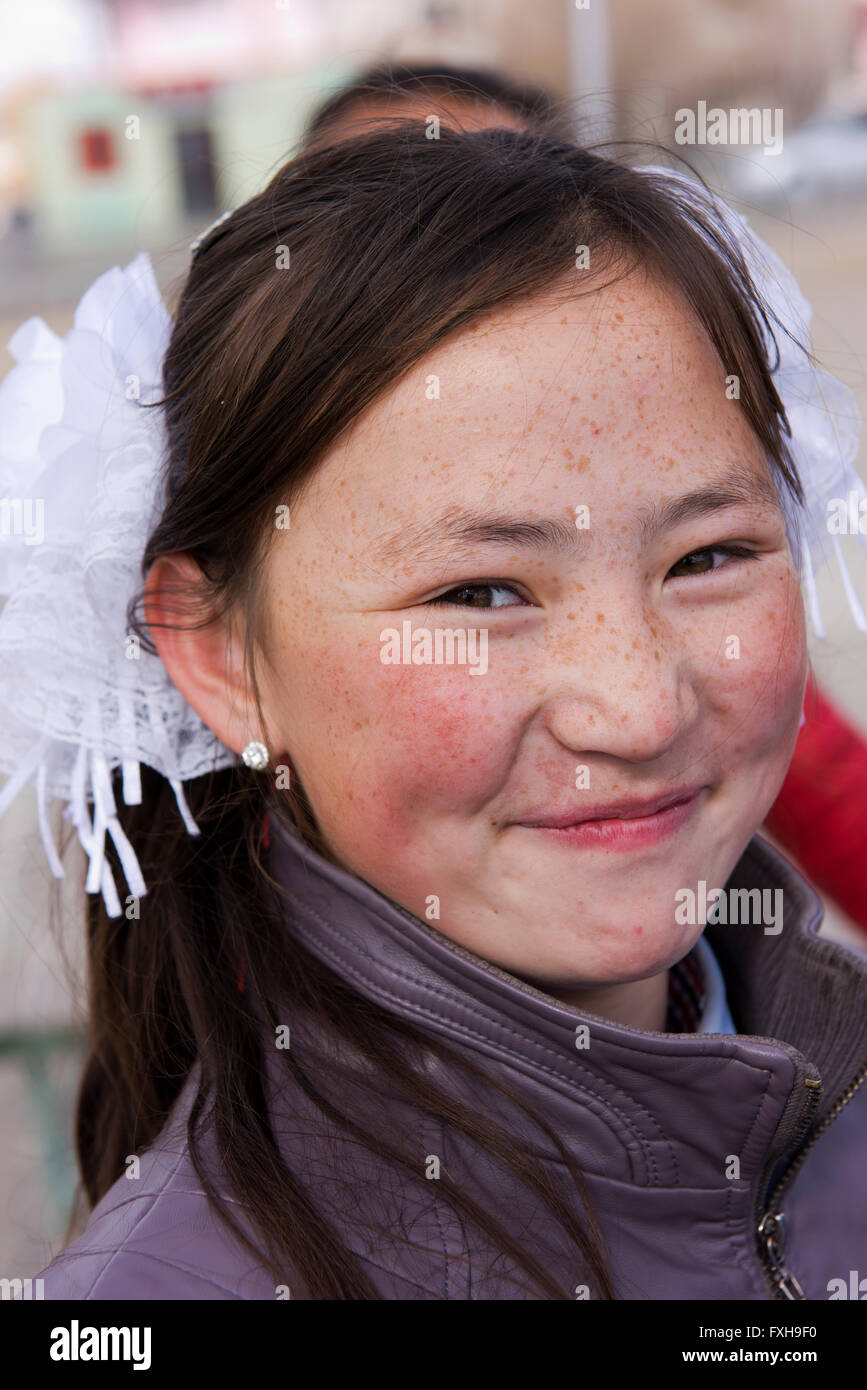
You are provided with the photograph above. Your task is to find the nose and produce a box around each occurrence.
[540,599,700,764]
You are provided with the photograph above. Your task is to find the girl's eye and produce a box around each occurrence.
[421,546,759,608]
[422,582,526,609]
[667,544,760,579]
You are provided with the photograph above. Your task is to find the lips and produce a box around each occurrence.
[515,785,706,828]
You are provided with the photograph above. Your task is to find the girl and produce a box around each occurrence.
[3,123,866,1299]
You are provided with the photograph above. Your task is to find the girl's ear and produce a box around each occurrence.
[142,553,268,757]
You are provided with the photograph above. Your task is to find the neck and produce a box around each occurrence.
[530,967,671,1032]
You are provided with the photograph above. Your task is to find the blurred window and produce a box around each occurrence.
[79,128,117,174]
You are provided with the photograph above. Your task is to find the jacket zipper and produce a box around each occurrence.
[755,1064,867,1299]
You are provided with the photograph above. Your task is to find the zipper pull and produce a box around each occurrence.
[757,1210,806,1299]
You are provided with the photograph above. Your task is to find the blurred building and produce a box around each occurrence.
[15,66,355,251]
[1,0,865,258]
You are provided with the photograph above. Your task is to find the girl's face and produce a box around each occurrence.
[257,267,807,996]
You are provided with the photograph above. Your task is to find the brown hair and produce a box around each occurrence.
[74,121,802,1299]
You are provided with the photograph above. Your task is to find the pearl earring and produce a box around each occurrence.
[241,739,269,770]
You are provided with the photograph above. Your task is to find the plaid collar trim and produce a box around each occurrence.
[666,946,707,1033]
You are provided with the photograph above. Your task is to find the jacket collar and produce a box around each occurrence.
[267,813,867,1180]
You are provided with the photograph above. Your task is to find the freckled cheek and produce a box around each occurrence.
[703,580,807,745]
[342,664,520,804]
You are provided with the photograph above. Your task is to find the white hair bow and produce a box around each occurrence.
[0,252,237,917]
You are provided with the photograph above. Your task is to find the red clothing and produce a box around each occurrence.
[765,675,867,935]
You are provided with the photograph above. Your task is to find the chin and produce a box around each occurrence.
[514,915,702,990]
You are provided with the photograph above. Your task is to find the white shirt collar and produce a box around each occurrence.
[692,932,738,1035]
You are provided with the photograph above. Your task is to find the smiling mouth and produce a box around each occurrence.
[513,786,707,850]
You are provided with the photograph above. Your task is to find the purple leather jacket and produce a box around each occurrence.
[38,818,867,1299]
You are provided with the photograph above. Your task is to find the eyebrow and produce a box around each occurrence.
[375,463,782,567]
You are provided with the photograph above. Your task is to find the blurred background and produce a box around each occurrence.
[2,0,867,1281]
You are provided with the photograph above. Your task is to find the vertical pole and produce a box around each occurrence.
[565,0,616,145]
